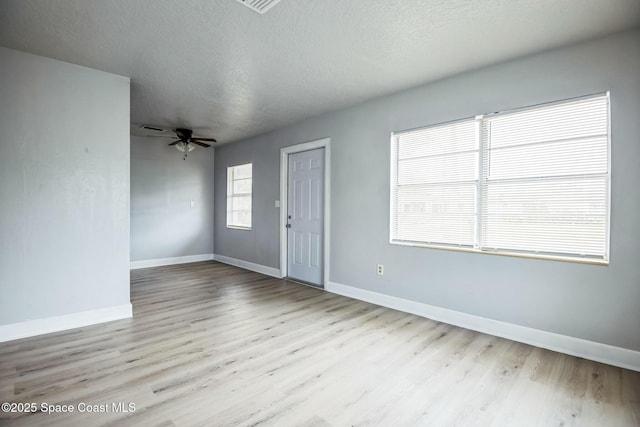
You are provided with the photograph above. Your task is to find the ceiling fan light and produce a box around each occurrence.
[175,142,195,153]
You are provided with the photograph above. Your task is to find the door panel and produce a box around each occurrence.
[287,148,324,285]
[310,233,321,267]
[293,180,304,220]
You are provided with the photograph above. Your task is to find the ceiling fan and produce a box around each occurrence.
[168,128,216,160]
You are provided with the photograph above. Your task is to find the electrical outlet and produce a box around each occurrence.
[377,264,384,275]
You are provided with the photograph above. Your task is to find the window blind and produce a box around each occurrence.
[227,163,253,229]
[390,93,610,262]
[482,95,609,258]
[391,119,478,247]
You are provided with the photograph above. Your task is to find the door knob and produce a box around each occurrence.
[285,223,291,228]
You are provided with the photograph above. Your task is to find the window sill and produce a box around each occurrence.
[227,225,252,231]
[390,240,608,265]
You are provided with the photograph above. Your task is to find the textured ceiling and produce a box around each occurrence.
[1,0,639,144]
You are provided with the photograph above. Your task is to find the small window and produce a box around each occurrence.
[390,93,610,263]
[227,163,252,229]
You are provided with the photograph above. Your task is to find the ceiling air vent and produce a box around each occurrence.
[234,0,282,14]
[141,125,165,132]
[134,124,173,137]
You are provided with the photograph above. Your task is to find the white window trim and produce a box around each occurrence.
[226,162,253,230]
[389,93,610,265]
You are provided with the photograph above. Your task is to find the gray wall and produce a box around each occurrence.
[214,142,281,267]
[214,29,640,352]
[130,136,214,261]
[0,47,130,324]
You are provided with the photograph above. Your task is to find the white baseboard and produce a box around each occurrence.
[0,303,133,343]
[327,281,640,372]
[130,253,214,269]
[213,254,282,278]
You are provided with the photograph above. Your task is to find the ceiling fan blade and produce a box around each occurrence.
[192,137,217,142]
[192,141,211,148]
[168,140,180,146]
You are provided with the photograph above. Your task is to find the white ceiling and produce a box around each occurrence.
[1,0,639,144]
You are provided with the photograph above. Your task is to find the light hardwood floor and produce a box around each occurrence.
[0,261,638,426]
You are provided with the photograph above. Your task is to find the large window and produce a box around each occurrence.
[227,163,252,229]
[390,93,610,263]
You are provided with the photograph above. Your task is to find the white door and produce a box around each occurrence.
[287,148,324,285]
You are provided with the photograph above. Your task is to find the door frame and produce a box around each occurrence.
[279,138,331,287]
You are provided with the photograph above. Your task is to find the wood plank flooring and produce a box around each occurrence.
[0,261,638,426]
